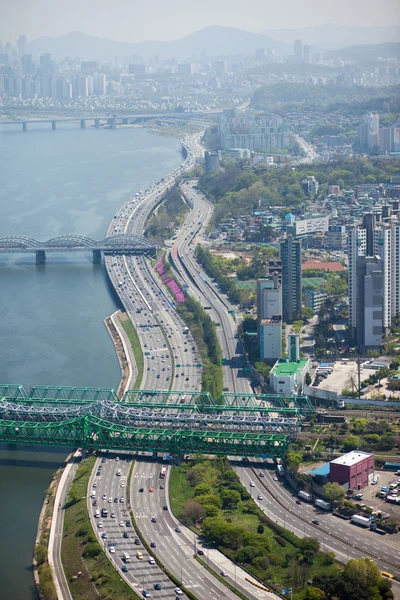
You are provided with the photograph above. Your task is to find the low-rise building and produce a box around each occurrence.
[330,451,374,490]
[304,288,328,313]
[269,358,310,394]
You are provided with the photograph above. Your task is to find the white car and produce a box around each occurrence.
[98,522,103,528]
[108,497,112,503]
[109,546,115,554]
[149,557,155,564]
[119,521,125,527]
[250,481,255,487]
[175,588,183,595]
[257,494,263,501]
[121,482,125,487]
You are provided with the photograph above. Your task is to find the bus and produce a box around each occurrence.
[160,467,167,479]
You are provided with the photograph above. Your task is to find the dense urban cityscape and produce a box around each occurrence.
[1,5,400,600]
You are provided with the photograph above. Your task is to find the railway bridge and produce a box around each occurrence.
[0,385,314,457]
[0,234,157,263]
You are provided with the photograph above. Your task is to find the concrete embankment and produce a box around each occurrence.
[104,309,136,397]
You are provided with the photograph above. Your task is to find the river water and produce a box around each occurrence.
[0,123,182,600]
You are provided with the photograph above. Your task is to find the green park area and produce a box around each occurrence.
[169,457,393,599]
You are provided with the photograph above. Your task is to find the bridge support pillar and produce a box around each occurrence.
[80,119,86,129]
[92,249,102,264]
[122,118,129,125]
[23,122,27,132]
[108,117,116,129]
[51,121,56,130]
[36,250,46,265]
[94,119,100,129]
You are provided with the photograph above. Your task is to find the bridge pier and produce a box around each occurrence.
[36,250,46,265]
[80,119,86,129]
[108,117,117,129]
[23,122,27,132]
[51,121,56,130]
[92,249,102,264]
[122,118,129,125]
[94,119,100,129]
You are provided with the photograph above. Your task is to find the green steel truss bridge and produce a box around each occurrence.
[0,385,314,458]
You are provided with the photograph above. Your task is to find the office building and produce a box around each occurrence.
[330,451,374,490]
[288,213,329,238]
[17,34,26,58]
[294,39,303,60]
[327,225,346,249]
[301,176,319,198]
[358,113,380,152]
[280,236,302,323]
[303,44,311,64]
[257,277,282,360]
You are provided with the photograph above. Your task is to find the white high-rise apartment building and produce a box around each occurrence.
[348,210,400,349]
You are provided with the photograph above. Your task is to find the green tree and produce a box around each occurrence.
[302,306,315,321]
[342,434,361,452]
[220,489,241,510]
[305,587,325,600]
[323,482,346,504]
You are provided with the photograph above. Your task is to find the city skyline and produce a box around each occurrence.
[1,0,400,45]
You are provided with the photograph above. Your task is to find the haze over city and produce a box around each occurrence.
[1,0,400,43]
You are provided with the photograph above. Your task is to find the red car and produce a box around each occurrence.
[296,500,302,505]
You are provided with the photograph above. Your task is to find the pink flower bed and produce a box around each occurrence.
[156,257,185,302]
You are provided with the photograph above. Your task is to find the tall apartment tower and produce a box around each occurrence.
[280,236,302,323]
[257,277,282,360]
[348,211,400,349]
[355,256,384,350]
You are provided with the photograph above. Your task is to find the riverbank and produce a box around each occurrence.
[34,454,73,600]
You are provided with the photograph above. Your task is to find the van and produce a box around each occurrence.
[122,552,131,563]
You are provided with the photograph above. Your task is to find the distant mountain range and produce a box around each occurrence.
[325,42,400,62]
[26,27,291,61]
[262,24,400,50]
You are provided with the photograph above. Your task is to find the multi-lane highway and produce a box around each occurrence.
[87,133,260,600]
[236,464,400,577]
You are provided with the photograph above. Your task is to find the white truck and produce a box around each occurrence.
[351,514,371,528]
[298,490,313,502]
[315,499,331,511]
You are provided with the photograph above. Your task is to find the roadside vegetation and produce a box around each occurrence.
[176,295,223,400]
[62,456,139,600]
[120,313,144,389]
[145,184,189,244]
[195,245,255,307]
[168,457,388,599]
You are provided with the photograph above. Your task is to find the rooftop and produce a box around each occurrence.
[271,359,309,377]
[330,450,373,467]
[308,463,331,477]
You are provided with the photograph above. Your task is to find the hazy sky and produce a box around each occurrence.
[1,0,399,43]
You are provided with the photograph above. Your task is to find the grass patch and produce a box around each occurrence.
[62,456,139,600]
[120,314,144,389]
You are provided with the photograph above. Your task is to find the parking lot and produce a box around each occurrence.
[355,471,400,520]
[313,360,378,394]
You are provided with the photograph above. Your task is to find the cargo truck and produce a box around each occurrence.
[351,514,371,528]
[315,499,331,511]
[298,490,313,502]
